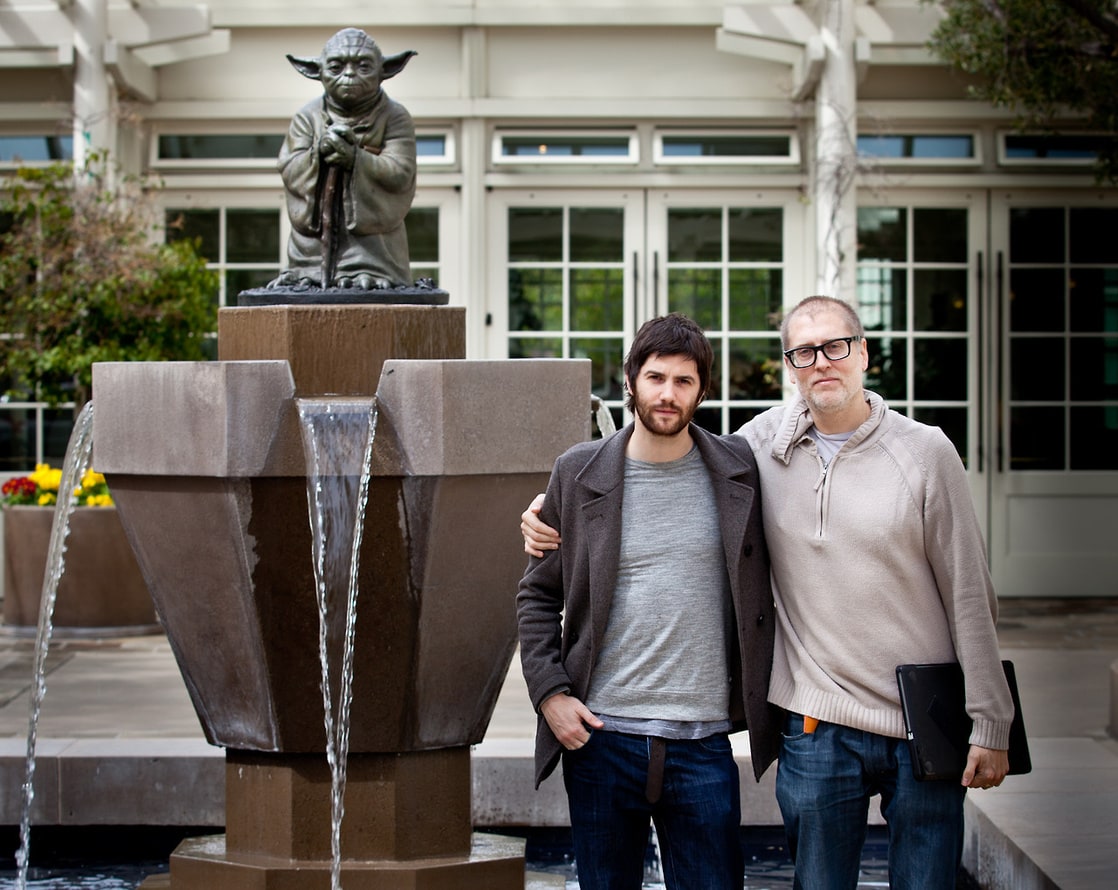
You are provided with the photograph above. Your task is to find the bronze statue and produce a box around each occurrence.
[269,29,417,291]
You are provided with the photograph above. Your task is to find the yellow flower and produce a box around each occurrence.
[36,492,57,507]
[80,469,106,490]
[30,464,62,493]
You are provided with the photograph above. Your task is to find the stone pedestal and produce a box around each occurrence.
[139,747,526,889]
[2,505,159,635]
[218,304,465,396]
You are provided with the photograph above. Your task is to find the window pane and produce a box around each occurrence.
[227,209,279,263]
[509,268,563,331]
[668,209,721,262]
[1010,406,1064,470]
[858,208,906,262]
[729,269,783,329]
[858,135,974,159]
[914,269,968,331]
[1010,338,1064,400]
[570,208,623,262]
[1069,208,1118,263]
[856,267,907,331]
[509,337,562,358]
[405,208,439,263]
[1069,268,1118,332]
[728,208,782,262]
[226,269,276,305]
[501,135,631,157]
[1009,207,1064,264]
[0,407,35,471]
[913,407,968,464]
[668,269,721,328]
[415,135,447,157]
[864,336,907,400]
[1071,406,1118,470]
[572,337,624,400]
[914,338,968,400]
[509,208,562,261]
[157,134,283,160]
[728,338,783,400]
[1005,134,1102,160]
[1069,337,1118,401]
[0,135,72,162]
[166,209,219,259]
[570,269,623,331]
[43,409,76,467]
[692,405,722,435]
[1010,268,1065,332]
[914,208,967,263]
[661,134,791,158]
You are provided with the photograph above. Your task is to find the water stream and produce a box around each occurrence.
[296,397,378,890]
[14,401,97,890]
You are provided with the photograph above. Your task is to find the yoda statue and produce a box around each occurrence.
[269,29,417,291]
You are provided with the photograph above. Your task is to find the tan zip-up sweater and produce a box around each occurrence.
[738,391,1014,750]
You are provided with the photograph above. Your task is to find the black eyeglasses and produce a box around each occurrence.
[783,336,860,369]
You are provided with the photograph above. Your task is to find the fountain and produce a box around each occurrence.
[89,304,589,888]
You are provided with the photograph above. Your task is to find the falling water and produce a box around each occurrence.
[14,401,96,890]
[591,395,617,438]
[296,397,378,890]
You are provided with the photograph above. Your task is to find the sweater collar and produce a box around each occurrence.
[771,390,886,465]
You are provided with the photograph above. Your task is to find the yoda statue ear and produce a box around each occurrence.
[381,50,417,80]
[287,54,322,80]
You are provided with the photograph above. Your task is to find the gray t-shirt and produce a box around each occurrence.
[585,445,733,736]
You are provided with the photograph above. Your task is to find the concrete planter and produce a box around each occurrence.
[2,505,159,635]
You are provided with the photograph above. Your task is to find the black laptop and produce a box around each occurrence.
[896,660,1032,782]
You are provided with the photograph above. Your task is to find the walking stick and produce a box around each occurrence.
[320,165,340,289]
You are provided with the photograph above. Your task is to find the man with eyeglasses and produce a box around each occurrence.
[522,295,1014,889]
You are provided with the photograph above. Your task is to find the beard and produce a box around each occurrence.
[632,391,699,438]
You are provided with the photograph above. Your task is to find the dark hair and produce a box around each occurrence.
[623,313,713,410]
[779,295,865,348]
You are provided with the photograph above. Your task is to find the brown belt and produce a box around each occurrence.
[645,737,667,804]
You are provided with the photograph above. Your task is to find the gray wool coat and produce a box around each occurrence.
[516,422,781,788]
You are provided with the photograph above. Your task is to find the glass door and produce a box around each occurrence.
[647,190,803,433]
[988,190,1118,597]
[854,191,989,517]
[489,189,807,434]
[487,190,645,429]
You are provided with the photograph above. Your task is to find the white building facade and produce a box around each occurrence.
[2,0,1116,598]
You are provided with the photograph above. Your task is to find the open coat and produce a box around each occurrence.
[517,423,781,788]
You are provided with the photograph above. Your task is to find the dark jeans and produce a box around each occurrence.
[562,729,743,890]
[775,713,966,890]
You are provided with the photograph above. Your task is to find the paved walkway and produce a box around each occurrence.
[0,597,1115,888]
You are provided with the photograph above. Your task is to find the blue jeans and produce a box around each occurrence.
[562,730,743,890]
[775,713,966,890]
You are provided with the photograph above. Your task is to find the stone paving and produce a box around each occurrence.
[0,598,1114,889]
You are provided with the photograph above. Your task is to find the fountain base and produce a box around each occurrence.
[140,831,525,890]
[138,747,527,889]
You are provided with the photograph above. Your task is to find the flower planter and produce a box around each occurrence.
[2,505,159,636]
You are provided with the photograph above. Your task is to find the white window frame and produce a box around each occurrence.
[997,131,1101,168]
[856,132,982,168]
[0,131,74,167]
[653,129,800,167]
[491,130,639,166]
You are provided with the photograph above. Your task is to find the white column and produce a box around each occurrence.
[814,0,858,299]
[71,0,114,169]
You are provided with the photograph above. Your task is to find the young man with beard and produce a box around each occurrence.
[524,297,1014,890]
[516,313,781,890]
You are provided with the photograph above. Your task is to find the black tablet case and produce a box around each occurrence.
[896,660,1032,781]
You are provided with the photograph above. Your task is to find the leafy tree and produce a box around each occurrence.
[929,0,1118,181]
[0,156,217,409]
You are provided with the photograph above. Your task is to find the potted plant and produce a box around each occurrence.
[2,464,159,633]
[0,154,215,634]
